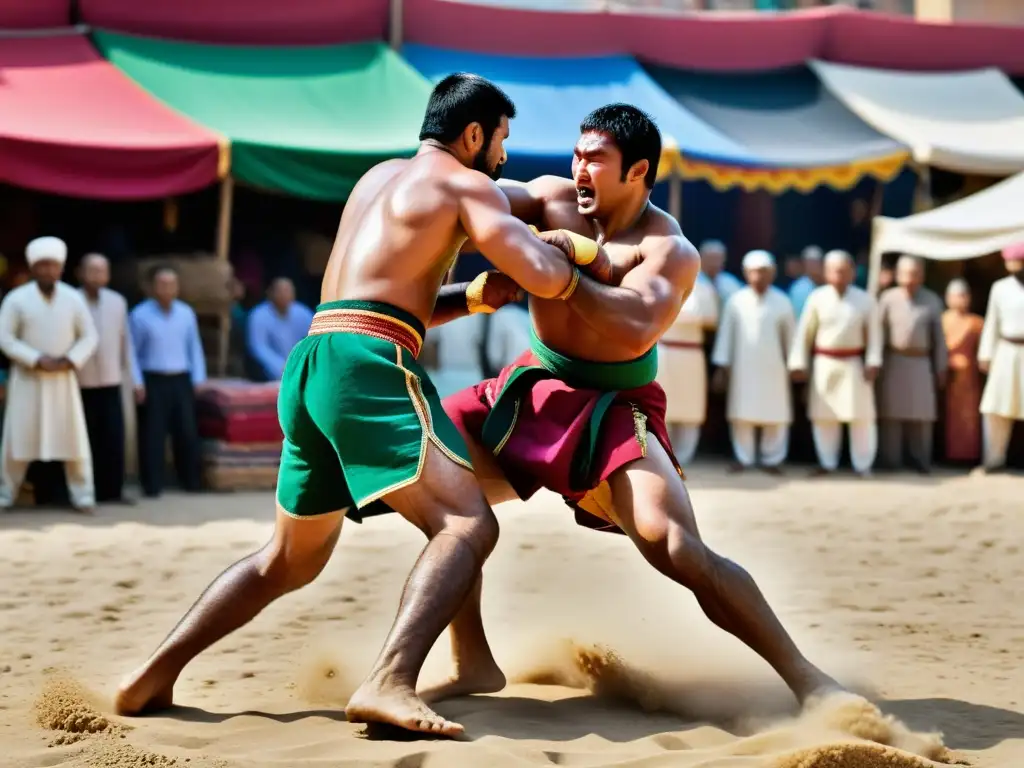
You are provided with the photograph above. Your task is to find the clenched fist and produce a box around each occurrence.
[466,271,525,314]
[535,229,615,286]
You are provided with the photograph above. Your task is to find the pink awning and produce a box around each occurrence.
[0,35,225,199]
[0,0,69,28]
[78,0,388,45]
[403,1,1024,75]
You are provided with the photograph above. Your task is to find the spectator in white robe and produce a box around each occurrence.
[788,250,882,477]
[977,246,1024,472]
[0,237,98,511]
[712,250,795,474]
[656,273,718,464]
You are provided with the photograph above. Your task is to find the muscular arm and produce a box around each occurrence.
[565,234,700,356]
[429,282,472,328]
[497,176,572,224]
[458,175,574,299]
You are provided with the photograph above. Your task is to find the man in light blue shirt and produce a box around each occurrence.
[246,278,313,381]
[130,265,206,498]
[787,245,824,319]
[698,239,743,306]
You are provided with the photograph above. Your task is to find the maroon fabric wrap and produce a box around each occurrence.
[443,349,682,535]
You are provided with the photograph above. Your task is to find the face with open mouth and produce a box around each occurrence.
[572,130,620,216]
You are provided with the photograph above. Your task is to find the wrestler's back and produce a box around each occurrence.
[321,153,465,324]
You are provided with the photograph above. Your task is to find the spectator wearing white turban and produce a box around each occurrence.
[0,237,98,511]
[712,250,796,473]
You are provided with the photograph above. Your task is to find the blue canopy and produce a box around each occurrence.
[402,44,754,182]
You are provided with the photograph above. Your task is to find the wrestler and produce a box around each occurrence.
[437,104,844,707]
[113,74,602,738]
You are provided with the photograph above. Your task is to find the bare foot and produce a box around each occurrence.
[346,680,464,738]
[114,668,176,716]
[419,661,506,704]
[794,666,846,707]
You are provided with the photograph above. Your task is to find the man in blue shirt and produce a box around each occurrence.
[130,265,206,498]
[787,245,824,318]
[698,239,743,306]
[245,278,313,381]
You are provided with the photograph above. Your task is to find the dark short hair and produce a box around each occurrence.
[419,73,516,145]
[580,104,661,188]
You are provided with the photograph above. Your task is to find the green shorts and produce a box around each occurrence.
[276,299,473,520]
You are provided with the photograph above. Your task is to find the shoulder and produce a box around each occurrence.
[528,175,576,202]
[922,288,944,309]
[58,282,87,306]
[4,283,31,302]
[639,213,698,284]
[174,300,198,320]
[130,299,152,318]
[103,287,128,309]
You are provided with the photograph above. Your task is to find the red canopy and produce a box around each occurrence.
[403,0,1024,75]
[0,0,69,28]
[78,0,388,45]
[0,35,224,199]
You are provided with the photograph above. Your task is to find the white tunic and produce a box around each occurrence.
[426,313,487,399]
[978,276,1024,419]
[0,282,98,461]
[788,284,883,423]
[77,287,137,389]
[656,277,718,423]
[712,286,795,425]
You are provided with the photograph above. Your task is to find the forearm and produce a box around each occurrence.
[429,282,472,328]
[566,275,657,350]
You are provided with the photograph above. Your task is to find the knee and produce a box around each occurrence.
[429,502,500,564]
[647,524,720,592]
[255,530,337,595]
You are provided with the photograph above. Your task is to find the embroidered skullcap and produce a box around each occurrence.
[742,249,775,270]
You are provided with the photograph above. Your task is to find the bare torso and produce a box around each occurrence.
[322,152,467,327]
[532,181,670,362]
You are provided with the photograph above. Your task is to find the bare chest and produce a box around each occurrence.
[542,204,643,280]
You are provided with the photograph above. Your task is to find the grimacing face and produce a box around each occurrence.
[572,130,634,217]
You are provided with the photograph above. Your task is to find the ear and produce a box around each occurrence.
[461,121,485,153]
[628,159,650,185]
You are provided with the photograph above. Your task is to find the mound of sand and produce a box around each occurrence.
[34,674,125,745]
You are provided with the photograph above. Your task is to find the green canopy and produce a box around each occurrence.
[95,32,432,200]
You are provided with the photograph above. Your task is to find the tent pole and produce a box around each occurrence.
[215,176,235,378]
[389,0,404,50]
[668,175,683,223]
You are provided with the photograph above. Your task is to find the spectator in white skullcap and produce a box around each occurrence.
[0,235,98,512]
[25,236,68,268]
[712,248,795,474]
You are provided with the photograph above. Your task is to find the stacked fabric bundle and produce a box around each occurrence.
[196,379,282,491]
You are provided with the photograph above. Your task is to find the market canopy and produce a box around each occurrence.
[646,64,907,193]
[871,172,1024,266]
[810,60,1024,177]
[0,35,224,199]
[96,33,432,200]
[402,44,754,182]
[0,0,69,28]
[404,0,1024,75]
[79,0,387,45]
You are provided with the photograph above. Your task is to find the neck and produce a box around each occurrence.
[157,299,173,311]
[592,193,649,242]
[419,140,461,164]
[85,286,100,300]
[37,283,55,297]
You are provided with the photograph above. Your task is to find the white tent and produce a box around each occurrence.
[810,60,1024,176]
[868,171,1024,292]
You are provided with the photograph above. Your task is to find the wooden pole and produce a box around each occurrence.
[389,0,404,50]
[668,175,683,223]
[215,176,235,377]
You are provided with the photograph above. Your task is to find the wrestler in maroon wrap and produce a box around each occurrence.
[426,105,846,713]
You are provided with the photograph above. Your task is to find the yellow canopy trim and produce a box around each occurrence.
[673,150,909,194]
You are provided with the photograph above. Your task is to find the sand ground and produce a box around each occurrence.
[1,464,1021,768]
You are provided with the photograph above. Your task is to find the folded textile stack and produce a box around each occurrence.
[197,379,283,491]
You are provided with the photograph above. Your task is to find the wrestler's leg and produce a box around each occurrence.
[345,442,500,733]
[417,419,516,703]
[116,507,343,715]
[605,438,842,705]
